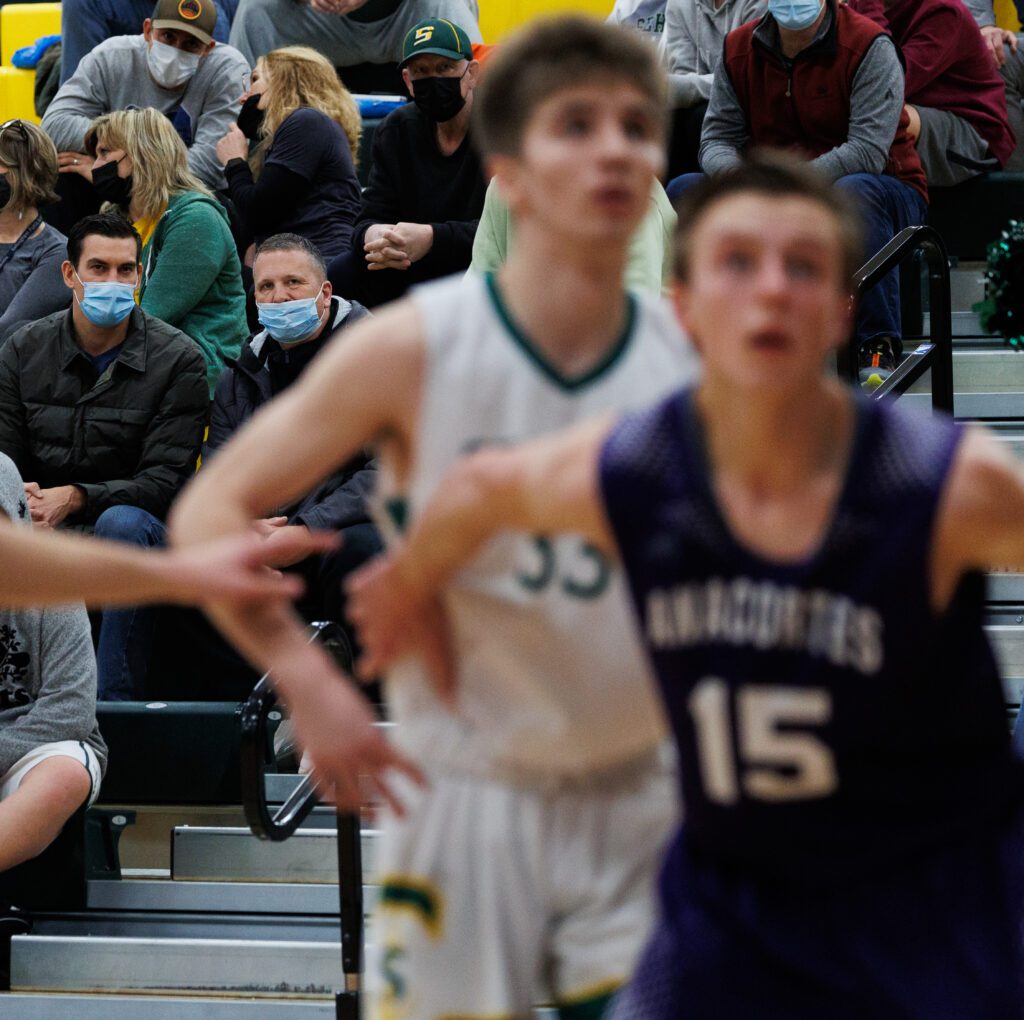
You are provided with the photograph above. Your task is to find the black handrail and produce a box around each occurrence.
[837,224,954,413]
[237,620,363,1019]
[238,621,354,841]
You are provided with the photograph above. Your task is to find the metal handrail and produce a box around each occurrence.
[238,621,354,842]
[837,224,954,413]
[237,620,364,1018]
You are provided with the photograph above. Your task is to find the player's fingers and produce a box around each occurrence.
[388,750,428,789]
[1008,32,1019,53]
[369,773,407,817]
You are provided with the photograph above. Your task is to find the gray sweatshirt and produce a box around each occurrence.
[963,0,996,28]
[661,0,767,107]
[700,8,906,180]
[0,454,106,780]
[41,35,250,189]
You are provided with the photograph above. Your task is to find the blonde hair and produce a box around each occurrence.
[252,47,362,174]
[84,108,211,220]
[0,119,59,213]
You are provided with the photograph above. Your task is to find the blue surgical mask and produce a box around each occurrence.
[73,273,137,327]
[768,0,823,31]
[257,294,324,343]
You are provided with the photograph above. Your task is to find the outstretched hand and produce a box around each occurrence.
[162,529,339,605]
[345,555,456,704]
[284,668,427,815]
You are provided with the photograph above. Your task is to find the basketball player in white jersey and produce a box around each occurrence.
[170,17,698,1017]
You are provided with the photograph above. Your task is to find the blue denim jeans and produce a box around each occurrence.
[60,0,239,83]
[93,504,167,701]
[665,170,928,353]
[834,173,928,353]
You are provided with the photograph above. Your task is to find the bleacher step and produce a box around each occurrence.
[9,935,342,997]
[88,878,343,915]
[899,391,1024,419]
[0,993,335,1018]
[171,826,378,883]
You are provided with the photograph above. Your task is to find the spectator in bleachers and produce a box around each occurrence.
[851,0,1015,186]
[0,121,71,344]
[608,0,667,39]
[60,0,240,83]
[86,108,246,394]
[0,453,105,884]
[209,233,380,626]
[102,232,380,701]
[216,47,362,264]
[471,178,677,296]
[345,17,486,308]
[687,0,926,389]
[963,0,1024,171]
[0,213,208,700]
[227,0,481,86]
[661,0,766,175]
[41,0,249,222]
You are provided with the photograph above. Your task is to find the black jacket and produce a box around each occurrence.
[207,297,376,532]
[0,307,208,524]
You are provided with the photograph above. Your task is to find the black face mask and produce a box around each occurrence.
[92,159,133,206]
[0,176,10,211]
[237,94,265,142]
[411,73,466,123]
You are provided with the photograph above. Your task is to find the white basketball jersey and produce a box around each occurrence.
[380,271,699,782]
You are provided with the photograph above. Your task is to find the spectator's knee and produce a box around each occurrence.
[93,505,165,547]
[20,758,91,857]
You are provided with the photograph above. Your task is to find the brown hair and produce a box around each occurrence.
[0,119,59,213]
[253,47,362,174]
[673,150,865,286]
[472,15,668,159]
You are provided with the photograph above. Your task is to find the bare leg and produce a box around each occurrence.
[0,757,91,872]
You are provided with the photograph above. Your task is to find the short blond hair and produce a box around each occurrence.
[0,119,59,213]
[254,47,362,174]
[84,108,211,220]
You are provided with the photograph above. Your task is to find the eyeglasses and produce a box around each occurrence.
[0,120,28,143]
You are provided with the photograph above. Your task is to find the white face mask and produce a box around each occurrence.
[147,39,202,89]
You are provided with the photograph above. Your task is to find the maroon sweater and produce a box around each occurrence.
[724,2,928,200]
[851,0,1014,166]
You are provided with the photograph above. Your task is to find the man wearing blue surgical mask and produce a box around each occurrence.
[0,212,208,698]
[206,233,381,675]
[673,0,928,391]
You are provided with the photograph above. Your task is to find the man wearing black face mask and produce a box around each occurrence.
[346,18,486,308]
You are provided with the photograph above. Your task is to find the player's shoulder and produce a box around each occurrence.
[943,423,1022,515]
[858,396,962,496]
[601,385,691,488]
[406,271,489,343]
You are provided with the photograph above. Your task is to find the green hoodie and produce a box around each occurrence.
[139,191,246,397]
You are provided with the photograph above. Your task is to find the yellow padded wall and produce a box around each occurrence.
[994,0,1021,29]
[479,0,614,43]
[0,66,38,122]
[1,3,62,66]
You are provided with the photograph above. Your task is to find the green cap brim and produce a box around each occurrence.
[400,46,469,67]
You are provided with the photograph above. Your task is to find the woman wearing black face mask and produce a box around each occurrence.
[85,108,247,397]
[215,46,362,264]
[0,120,72,343]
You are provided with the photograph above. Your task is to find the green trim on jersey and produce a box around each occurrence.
[483,272,637,392]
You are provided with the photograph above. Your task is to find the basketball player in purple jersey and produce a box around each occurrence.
[347,153,1024,1018]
